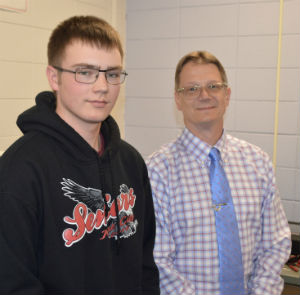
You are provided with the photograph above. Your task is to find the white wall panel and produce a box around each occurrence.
[235,101,275,133]
[179,37,237,68]
[277,168,297,201]
[180,5,238,37]
[282,200,300,223]
[180,0,238,5]
[126,69,174,98]
[127,9,179,39]
[0,23,37,62]
[277,135,298,168]
[0,99,33,136]
[281,35,300,68]
[283,0,300,34]
[237,36,277,68]
[280,69,300,101]
[126,0,300,222]
[296,169,300,196]
[239,0,276,2]
[127,0,179,10]
[126,98,183,128]
[278,102,299,134]
[236,69,276,101]
[297,136,300,168]
[126,39,179,69]
[0,62,35,99]
[239,2,279,35]
[126,126,181,157]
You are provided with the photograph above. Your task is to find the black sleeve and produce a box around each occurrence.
[141,165,160,295]
[0,192,44,294]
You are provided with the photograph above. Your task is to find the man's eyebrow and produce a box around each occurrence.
[105,66,123,71]
[72,63,122,70]
[71,63,96,69]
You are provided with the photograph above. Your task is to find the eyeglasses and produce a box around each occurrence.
[53,66,128,85]
[177,82,228,99]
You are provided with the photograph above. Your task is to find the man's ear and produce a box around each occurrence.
[46,65,59,91]
[175,91,182,111]
[225,87,231,107]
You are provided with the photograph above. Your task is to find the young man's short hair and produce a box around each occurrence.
[47,15,123,67]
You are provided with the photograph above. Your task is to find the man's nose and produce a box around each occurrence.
[92,72,109,92]
[197,85,210,98]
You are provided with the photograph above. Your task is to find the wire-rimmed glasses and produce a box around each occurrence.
[177,82,228,99]
[53,66,128,85]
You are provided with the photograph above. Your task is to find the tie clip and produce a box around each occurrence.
[213,203,227,211]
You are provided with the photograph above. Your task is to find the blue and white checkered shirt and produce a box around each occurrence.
[146,128,291,295]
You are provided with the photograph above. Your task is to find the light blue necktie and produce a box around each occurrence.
[209,147,245,295]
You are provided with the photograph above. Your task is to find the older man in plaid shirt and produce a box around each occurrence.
[146,51,291,295]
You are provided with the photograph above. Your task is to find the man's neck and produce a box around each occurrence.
[56,108,103,151]
[66,119,102,151]
[185,122,223,146]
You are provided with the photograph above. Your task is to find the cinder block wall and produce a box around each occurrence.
[0,0,126,151]
[125,0,300,224]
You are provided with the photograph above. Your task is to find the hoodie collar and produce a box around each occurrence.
[17,91,121,161]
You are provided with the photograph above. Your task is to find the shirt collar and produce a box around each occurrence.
[214,131,227,159]
[178,127,228,165]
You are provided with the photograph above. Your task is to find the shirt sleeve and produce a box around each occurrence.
[147,162,196,295]
[247,160,291,295]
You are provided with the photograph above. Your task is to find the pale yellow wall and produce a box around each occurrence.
[0,0,126,152]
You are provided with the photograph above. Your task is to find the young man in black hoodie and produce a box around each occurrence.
[0,15,160,295]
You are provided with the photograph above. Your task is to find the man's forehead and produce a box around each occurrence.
[61,40,122,67]
[64,39,120,54]
[180,63,222,81]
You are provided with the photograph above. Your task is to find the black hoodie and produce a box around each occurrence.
[0,91,160,295]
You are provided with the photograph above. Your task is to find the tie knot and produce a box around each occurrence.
[209,147,221,162]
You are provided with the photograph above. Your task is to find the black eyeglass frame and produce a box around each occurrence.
[52,65,128,85]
